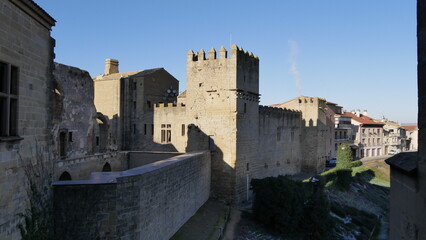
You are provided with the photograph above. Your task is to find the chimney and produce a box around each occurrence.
[355,109,361,117]
[104,59,119,75]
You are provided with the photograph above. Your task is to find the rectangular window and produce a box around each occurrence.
[151,124,154,136]
[59,131,66,158]
[147,101,152,109]
[68,132,73,142]
[181,124,185,136]
[144,124,147,135]
[96,136,100,146]
[0,62,18,137]
[244,103,247,113]
[161,124,172,143]
[133,101,136,111]
[133,124,136,134]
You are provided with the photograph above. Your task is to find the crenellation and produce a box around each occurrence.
[154,102,185,108]
[208,48,216,60]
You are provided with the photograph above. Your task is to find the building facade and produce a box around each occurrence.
[93,59,179,151]
[343,111,384,158]
[273,96,329,172]
[0,0,55,238]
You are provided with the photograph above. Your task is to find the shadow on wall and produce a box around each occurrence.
[300,118,328,173]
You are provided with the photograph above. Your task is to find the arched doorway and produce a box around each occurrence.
[102,162,112,172]
[59,171,72,181]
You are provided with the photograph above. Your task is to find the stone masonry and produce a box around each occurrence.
[0,0,55,238]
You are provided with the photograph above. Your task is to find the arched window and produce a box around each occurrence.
[59,171,72,181]
[102,162,112,172]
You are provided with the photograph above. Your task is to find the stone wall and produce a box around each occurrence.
[54,152,127,181]
[52,63,99,158]
[277,96,328,173]
[127,151,182,168]
[53,151,211,240]
[0,0,55,238]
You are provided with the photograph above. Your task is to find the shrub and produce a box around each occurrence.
[251,176,333,239]
[351,160,362,168]
[336,143,353,169]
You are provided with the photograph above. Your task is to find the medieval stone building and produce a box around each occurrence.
[148,46,303,203]
[272,96,329,173]
[0,0,55,238]
[93,59,179,151]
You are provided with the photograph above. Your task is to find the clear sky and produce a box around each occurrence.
[36,0,417,124]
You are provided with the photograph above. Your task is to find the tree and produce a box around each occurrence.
[336,143,353,169]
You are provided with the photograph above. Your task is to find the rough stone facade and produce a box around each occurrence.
[0,0,55,238]
[273,96,328,173]
[151,46,303,203]
[93,61,179,151]
[53,151,211,240]
[386,1,426,239]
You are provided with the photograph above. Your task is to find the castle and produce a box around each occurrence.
[0,0,328,238]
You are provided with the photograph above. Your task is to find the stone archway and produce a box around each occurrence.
[59,171,72,181]
[102,162,112,172]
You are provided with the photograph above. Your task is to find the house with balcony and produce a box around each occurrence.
[383,121,408,154]
[334,114,359,158]
[343,110,384,158]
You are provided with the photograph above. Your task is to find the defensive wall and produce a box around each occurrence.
[53,151,211,240]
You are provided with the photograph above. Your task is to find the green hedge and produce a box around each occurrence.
[251,176,333,239]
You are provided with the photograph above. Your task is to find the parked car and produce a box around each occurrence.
[326,158,337,167]
[388,149,399,155]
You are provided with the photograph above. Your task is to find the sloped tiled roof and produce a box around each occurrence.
[343,112,384,126]
[402,125,418,132]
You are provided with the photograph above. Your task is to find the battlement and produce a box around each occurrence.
[296,96,327,104]
[187,45,259,62]
[154,102,186,108]
[259,105,301,114]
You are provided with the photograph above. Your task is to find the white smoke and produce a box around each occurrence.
[288,40,302,96]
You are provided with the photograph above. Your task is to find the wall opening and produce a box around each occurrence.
[59,171,72,181]
[102,162,112,172]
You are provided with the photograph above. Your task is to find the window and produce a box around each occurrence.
[0,62,18,137]
[147,101,151,109]
[181,124,185,136]
[68,132,73,142]
[133,124,136,134]
[144,124,147,135]
[161,124,171,143]
[244,103,247,113]
[96,136,100,146]
[151,124,154,136]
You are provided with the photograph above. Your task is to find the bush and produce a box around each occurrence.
[251,176,333,239]
[351,160,362,168]
[336,143,353,169]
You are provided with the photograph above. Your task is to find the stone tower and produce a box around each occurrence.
[185,45,260,203]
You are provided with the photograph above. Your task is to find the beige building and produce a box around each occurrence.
[147,46,303,203]
[93,60,178,151]
[402,125,418,151]
[272,96,329,173]
[343,111,384,158]
[326,101,342,159]
[0,0,55,238]
[334,114,358,158]
[382,121,408,154]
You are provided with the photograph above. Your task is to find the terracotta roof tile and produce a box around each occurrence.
[402,125,418,132]
[343,112,384,126]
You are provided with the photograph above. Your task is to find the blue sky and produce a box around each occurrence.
[37,0,417,123]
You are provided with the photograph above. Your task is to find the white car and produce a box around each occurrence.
[388,149,399,155]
